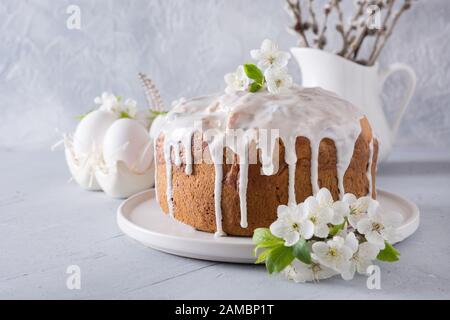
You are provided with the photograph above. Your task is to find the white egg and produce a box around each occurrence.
[103,118,153,172]
[73,110,117,157]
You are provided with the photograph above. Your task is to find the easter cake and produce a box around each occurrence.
[153,85,378,237]
[152,39,378,237]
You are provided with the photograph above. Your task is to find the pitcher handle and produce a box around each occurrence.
[379,63,417,140]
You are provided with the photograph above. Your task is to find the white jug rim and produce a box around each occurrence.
[290,47,379,70]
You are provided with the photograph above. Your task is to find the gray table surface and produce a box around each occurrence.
[1,146,450,300]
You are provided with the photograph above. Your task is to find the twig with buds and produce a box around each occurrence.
[284,0,415,66]
[368,0,413,65]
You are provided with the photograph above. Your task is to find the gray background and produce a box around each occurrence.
[0,0,449,151]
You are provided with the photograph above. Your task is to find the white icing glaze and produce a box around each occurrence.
[239,160,249,228]
[214,164,226,237]
[154,139,159,203]
[155,85,364,235]
[163,143,174,216]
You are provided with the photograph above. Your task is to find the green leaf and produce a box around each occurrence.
[74,109,94,121]
[377,242,400,262]
[292,239,312,264]
[252,228,284,255]
[252,228,280,244]
[265,245,294,274]
[248,82,263,92]
[243,63,264,85]
[255,248,272,264]
[119,111,131,119]
[150,110,168,121]
[329,222,345,237]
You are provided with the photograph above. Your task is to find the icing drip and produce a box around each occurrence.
[173,143,181,166]
[214,164,226,237]
[153,138,159,203]
[154,85,363,234]
[310,142,320,195]
[367,139,374,197]
[183,132,193,175]
[284,137,297,205]
[239,161,249,228]
[163,143,174,216]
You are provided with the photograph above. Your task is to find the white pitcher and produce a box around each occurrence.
[291,47,416,161]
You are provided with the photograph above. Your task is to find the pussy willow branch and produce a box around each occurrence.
[285,0,310,47]
[368,0,413,65]
[334,0,348,56]
[368,0,394,63]
[308,0,319,35]
[315,1,332,49]
[284,0,416,66]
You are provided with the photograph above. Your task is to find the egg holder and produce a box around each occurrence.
[64,134,155,199]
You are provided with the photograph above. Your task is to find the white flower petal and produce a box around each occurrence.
[356,260,373,275]
[250,49,262,61]
[276,205,290,218]
[381,226,400,243]
[284,230,300,247]
[365,231,386,249]
[314,223,329,238]
[261,39,278,52]
[367,199,380,217]
[317,188,333,207]
[345,232,359,254]
[358,242,379,261]
[269,219,287,239]
[312,242,329,257]
[341,262,356,280]
[300,219,314,240]
[318,206,334,224]
[343,193,357,205]
[357,217,372,234]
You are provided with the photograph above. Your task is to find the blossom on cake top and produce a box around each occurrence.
[250,39,291,71]
[224,39,293,95]
[224,65,250,94]
[253,188,402,282]
[264,67,293,95]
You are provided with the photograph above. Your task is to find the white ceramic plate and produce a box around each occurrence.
[117,189,420,263]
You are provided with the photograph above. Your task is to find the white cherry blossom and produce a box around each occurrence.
[250,39,291,71]
[340,232,380,280]
[283,258,337,283]
[357,201,402,249]
[122,98,138,118]
[224,65,249,94]
[303,188,335,238]
[264,67,293,94]
[332,200,350,225]
[312,236,353,273]
[343,193,372,229]
[95,92,121,113]
[270,204,314,246]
